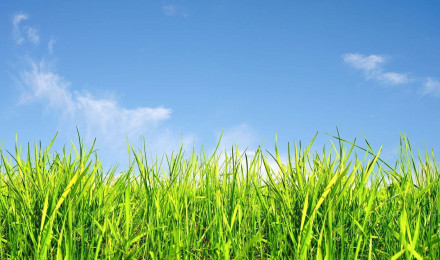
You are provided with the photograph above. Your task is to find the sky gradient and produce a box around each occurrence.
[1,1,439,169]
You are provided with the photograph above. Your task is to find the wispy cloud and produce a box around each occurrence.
[11,12,195,161]
[343,53,440,98]
[13,13,28,27]
[379,72,409,85]
[342,53,409,85]
[161,5,189,17]
[18,58,195,161]
[343,53,385,72]
[12,13,28,44]
[20,59,172,142]
[423,78,440,97]
[12,12,39,45]
[20,60,74,111]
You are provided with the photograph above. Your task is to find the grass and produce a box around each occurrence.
[0,132,439,259]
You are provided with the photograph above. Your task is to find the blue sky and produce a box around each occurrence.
[1,1,439,169]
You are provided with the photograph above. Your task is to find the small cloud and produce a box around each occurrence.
[12,13,28,44]
[423,78,440,97]
[343,53,408,85]
[161,5,189,17]
[380,72,409,85]
[12,12,40,45]
[343,53,385,72]
[13,13,28,28]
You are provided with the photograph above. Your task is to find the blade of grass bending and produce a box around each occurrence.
[326,133,397,173]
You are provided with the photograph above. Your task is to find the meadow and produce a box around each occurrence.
[0,133,439,259]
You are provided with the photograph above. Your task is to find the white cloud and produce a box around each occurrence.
[343,53,385,72]
[161,5,189,17]
[12,12,39,45]
[12,13,28,44]
[20,60,74,111]
[380,72,409,85]
[343,53,409,85]
[76,93,171,138]
[19,59,174,154]
[13,13,28,27]
[423,78,440,97]
[10,12,198,167]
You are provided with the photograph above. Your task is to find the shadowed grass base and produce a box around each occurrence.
[0,133,439,259]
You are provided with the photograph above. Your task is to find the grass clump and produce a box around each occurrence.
[0,133,439,259]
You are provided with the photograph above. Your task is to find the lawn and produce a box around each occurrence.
[0,133,439,259]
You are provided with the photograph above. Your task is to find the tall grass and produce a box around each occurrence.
[0,133,439,259]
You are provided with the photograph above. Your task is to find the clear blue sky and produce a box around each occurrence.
[1,1,439,169]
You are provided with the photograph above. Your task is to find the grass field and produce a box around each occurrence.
[0,133,439,259]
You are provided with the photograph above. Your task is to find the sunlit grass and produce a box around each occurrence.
[0,132,439,259]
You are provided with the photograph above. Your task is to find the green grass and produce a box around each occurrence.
[0,133,439,259]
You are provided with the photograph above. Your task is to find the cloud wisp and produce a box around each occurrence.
[10,12,199,161]
[20,59,172,144]
[342,53,409,85]
[12,13,28,44]
[12,13,39,45]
